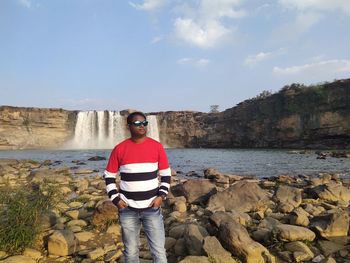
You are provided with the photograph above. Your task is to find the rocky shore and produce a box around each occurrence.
[0,159,349,263]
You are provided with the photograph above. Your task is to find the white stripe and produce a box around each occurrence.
[120,178,159,192]
[159,189,168,194]
[110,193,119,201]
[160,182,170,189]
[159,168,171,176]
[104,170,117,178]
[119,162,158,173]
[106,183,117,193]
[120,194,157,209]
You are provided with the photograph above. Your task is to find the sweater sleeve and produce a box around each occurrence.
[104,147,120,206]
[158,143,171,196]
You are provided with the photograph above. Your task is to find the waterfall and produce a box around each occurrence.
[69,111,161,149]
[147,115,160,142]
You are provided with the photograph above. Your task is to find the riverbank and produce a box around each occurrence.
[0,159,349,263]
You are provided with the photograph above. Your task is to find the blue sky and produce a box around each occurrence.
[1,0,350,112]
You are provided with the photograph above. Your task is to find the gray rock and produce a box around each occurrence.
[207,181,271,213]
[274,185,302,213]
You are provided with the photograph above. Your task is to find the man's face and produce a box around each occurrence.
[129,114,147,137]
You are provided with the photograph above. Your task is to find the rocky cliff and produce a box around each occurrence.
[189,79,350,148]
[0,106,76,149]
[1,78,349,149]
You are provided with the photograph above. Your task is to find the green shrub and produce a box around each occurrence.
[0,181,60,254]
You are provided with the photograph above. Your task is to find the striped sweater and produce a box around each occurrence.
[104,137,171,209]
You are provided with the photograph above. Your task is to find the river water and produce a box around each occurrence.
[0,148,349,178]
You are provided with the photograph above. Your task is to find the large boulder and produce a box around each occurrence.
[210,211,251,227]
[184,224,209,255]
[207,181,271,213]
[218,220,275,263]
[276,224,316,242]
[47,230,78,256]
[92,199,118,228]
[171,179,217,204]
[1,255,36,263]
[274,185,302,213]
[309,183,350,202]
[203,236,237,263]
[310,211,349,238]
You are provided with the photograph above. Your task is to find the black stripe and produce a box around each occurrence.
[105,178,116,185]
[120,188,159,201]
[108,189,118,198]
[120,170,158,181]
[159,185,168,192]
[160,176,171,183]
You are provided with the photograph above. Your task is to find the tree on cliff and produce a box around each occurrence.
[209,105,220,113]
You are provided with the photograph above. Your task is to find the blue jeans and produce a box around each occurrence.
[119,207,167,263]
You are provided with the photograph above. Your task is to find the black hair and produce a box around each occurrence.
[127,111,147,124]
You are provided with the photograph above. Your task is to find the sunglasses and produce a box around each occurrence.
[129,120,149,127]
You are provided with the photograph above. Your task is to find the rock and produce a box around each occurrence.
[174,201,187,213]
[274,185,302,213]
[276,224,316,242]
[310,211,349,238]
[105,249,123,262]
[165,237,177,250]
[320,257,336,263]
[207,181,271,213]
[88,156,106,161]
[74,179,89,192]
[184,224,209,255]
[302,203,325,216]
[92,199,118,228]
[23,248,42,261]
[174,238,187,256]
[0,255,36,263]
[179,256,210,263]
[210,211,251,227]
[318,240,347,256]
[218,220,275,263]
[28,168,72,184]
[67,219,88,228]
[169,225,186,239]
[310,183,350,202]
[284,241,314,262]
[203,236,237,263]
[75,169,97,174]
[289,207,310,226]
[48,230,78,256]
[106,224,122,238]
[172,179,217,204]
[87,247,105,260]
[75,231,95,242]
[68,201,84,209]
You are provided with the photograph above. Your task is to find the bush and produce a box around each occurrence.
[0,181,60,254]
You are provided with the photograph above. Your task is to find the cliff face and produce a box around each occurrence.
[0,106,76,149]
[189,79,350,149]
[1,79,349,150]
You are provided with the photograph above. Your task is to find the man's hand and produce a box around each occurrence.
[149,196,163,208]
[117,200,128,210]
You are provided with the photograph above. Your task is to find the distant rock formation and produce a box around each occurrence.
[1,78,349,149]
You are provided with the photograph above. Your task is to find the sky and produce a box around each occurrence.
[1,0,350,113]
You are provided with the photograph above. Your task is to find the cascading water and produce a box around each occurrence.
[69,111,160,149]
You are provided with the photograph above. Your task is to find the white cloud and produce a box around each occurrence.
[151,36,163,44]
[279,0,350,15]
[129,0,165,11]
[19,0,31,8]
[244,52,273,66]
[177,57,210,67]
[273,59,350,83]
[244,48,286,67]
[174,18,231,48]
[173,0,245,49]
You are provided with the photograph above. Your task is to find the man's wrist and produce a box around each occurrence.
[158,194,167,201]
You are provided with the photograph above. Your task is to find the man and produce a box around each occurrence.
[104,111,170,263]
